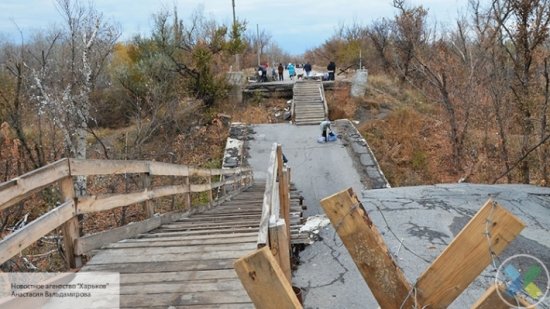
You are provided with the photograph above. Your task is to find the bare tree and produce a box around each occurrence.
[391,0,428,82]
[367,18,393,72]
[27,0,119,194]
[491,0,550,183]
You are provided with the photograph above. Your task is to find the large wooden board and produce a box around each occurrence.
[234,247,302,309]
[320,188,414,309]
[416,199,525,308]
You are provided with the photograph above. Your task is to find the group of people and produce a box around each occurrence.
[257,61,336,82]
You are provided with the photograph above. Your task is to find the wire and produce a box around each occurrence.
[373,203,432,264]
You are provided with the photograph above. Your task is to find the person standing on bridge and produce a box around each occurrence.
[278,63,284,81]
[327,61,336,81]
[304,62,312,78]
[288,63,295,80]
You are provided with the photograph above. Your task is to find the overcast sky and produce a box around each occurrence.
[0,0,468,55]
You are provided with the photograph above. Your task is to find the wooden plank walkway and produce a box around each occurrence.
[80,182,307,308]
[293,80,327,125]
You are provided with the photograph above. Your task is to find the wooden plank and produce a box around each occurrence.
[0,200,75,264]
[138,229,258,239]
[120,269,238,284]
[69,159,150,176]
[94,242,257,257]
[74,216,161,255]
[162,219,260,228]
[59,176,81,268]
[81,258,236,273]
[132,232,258,242]
[119,278,245,295]
[257,143,278,247]
[146,227,261,237]
[471,283,532,309]
[320,188,414,309]
[157,223,259,232]
[120,290,250,307]
[416,199,525,308]
[88,249,253,264]
[77,184,190,214]
[234,246,302,309]
[107,236,258,249]
[268,219,291,283]
[0,158,70,211]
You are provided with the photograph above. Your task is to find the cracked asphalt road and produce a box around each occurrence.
[247,123,550,309]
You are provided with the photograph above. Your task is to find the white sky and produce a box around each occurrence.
[0,0,468,55]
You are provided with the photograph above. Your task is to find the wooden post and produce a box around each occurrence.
[471,283,532,309]
[320,188,415,309]
[207,170,213,207]
[59,176,82,268]
[234,246,302,309]
[415,199,525,308]
[280,167,291,247]
[184,175,191,209]
[268,219,291,283]
[141,173,154,218]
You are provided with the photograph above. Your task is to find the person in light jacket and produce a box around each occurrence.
[288,63,295,80]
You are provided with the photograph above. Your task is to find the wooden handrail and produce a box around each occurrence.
[0,159,70,212]
[0,158,253,267]
[0,199,75,265]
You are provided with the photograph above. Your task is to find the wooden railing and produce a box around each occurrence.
[0,158,253,268]
[257,143,292,281]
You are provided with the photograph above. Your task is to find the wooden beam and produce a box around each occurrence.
[416,199,525,308]
[59,176,82,268]
[0,200,75,265]
[320,188,415,309]
[74,217,161,255]
[0,159,70,211]
[268,219,291,283]
[184,176,191,209]
[257,143,278,247]
[77,185,186,214]
[471,283,532,309]
[234,246,302,309]
[69,159,250,177]
[280,167,291,247]
[208,170,214,207]
[141,173,154,218]
[69,159,150,176]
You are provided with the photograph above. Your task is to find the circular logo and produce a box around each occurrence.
[495,254,549,308]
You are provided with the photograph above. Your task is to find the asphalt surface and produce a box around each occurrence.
[247,123,550,309]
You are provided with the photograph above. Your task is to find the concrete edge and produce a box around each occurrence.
[334,119,391,189]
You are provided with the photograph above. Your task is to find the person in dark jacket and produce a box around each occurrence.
[278,63,284,81]
[327,61,336,81]
[304,62,312,78]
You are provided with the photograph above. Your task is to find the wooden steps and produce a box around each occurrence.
[292,80,327,125]
[80,181,308,308]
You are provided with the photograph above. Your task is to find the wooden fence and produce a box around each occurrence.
[0,158,253,268]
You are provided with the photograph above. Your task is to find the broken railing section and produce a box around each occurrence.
[236,143,299,308]
[320,188,530,308]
